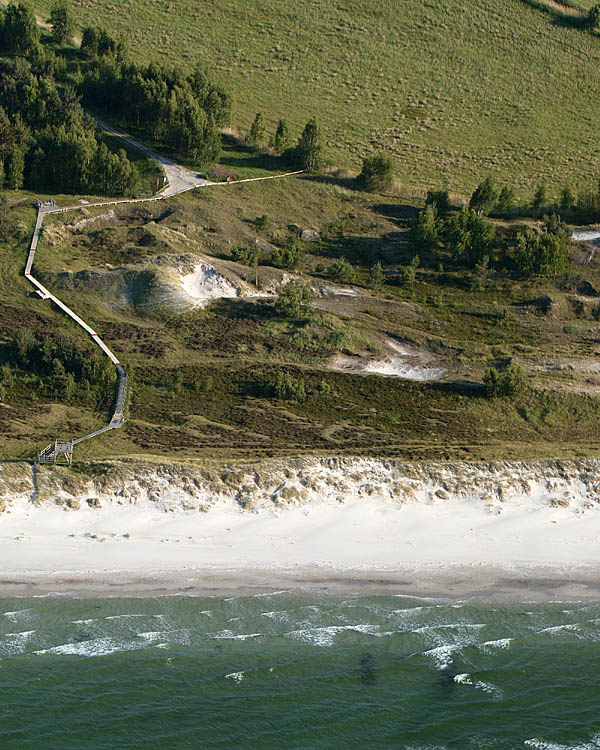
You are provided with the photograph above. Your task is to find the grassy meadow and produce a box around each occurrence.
[26,0,600,198]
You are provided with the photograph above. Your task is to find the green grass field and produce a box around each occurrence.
[27,0,600,199]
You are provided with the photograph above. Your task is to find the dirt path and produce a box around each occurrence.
[25,120,302,458]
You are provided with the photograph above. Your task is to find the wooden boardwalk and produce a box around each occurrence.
[26,122,301,460]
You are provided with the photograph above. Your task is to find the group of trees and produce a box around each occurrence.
[81,46,230,163]
[413,184,570,278]
[7,328,115,403]
[0,2,231,196]
[0,55,138,194]
[246,113,324,171]
[413,202,569,278]
[0,2,141,195]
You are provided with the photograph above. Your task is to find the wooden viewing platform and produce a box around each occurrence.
[37,440,74,464]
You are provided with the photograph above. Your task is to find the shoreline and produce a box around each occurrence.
[3,563,600,601]
[3,456,600,601]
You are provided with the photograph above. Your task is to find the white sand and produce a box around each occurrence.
[3,477,600,598]
[180,264,239,303]
[332,339,446,380]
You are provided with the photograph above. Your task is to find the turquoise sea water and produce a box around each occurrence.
[1,593,599,749]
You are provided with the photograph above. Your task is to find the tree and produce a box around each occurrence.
[247,112,266,147]
[272,236,305,271]
[425,189,450,215]
[446,208,496,267]
[275,280,314,320]
[403,254,420,287]
[589,4,600,27]
[12,328,37,368]
[272,119,291,154]
[356,153,394,192]
[542,213,570,242]
[6,147,24,190]
[232,244,260,284]
[80,26,99,56]
[368,261,385,292]
[412,204,440,251]
[496,185,515,215]
[294,117,322,172]
[469,176,497,215]
[559,185,575,212]
[513,227,567,277]
[328,257,355,284]
[473,254,490,291]
[485,363,527,397]
[532,182,547,215]
[273,371,307,402]
[49,0,74,44]
[2,2,40,54]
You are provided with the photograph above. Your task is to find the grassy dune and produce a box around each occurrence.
[29,0,600,197]
[5,167,600,462]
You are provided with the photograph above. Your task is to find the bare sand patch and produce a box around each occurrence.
[332,339,446,381]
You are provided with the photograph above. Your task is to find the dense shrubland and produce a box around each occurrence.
[1,328,115,406]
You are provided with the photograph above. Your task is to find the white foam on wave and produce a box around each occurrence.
[538,624,581,637]
[2,609,33,623]
[72,618,96,625]
[0,630,37,656]
[34,637,140,657]
[422,644,461,670]
[105,614,148,620]
[135,629,190,649]
[211,631,262,641]
[252,590,289,598]
[453,673,503,699]
[479,637,513,653]
[286,623,381,647]
[225,671,245,682]
[525,734,600,750]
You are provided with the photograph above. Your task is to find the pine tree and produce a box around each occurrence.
[6,147,24,190]
[3,2,40,54]
[273,119,291,154]
[532,182,547,215]
[368,261,385,292]
[357,154,394,192]
[412,204,439,251]
[496,185,514,215]
[469,176,497,215]
[403,254,420,287]
[247,112,266,147]
[49,0,74,44]
[559,185,574,211]
[295,117,322,172]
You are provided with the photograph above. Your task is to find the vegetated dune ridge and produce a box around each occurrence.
[3,457,600,597]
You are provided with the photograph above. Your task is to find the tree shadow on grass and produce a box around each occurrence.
[429,379,485,396]
[219,136,289,174]
[371,203,420,224]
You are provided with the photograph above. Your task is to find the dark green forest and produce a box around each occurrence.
[0,0,230,195]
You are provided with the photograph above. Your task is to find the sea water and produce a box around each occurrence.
[0,593,599,749]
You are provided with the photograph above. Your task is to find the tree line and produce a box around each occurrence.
[0,1,232,195]
[81,51,230,163]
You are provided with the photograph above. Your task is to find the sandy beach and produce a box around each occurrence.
[2,458,600,600]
